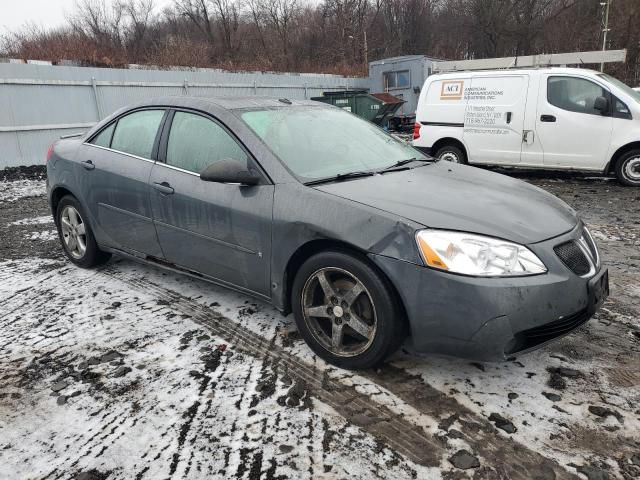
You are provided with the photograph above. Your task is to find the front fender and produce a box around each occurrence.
[270,182,424,310]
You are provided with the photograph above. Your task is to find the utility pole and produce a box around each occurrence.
[600,0,611,72]
[363,30,368,69]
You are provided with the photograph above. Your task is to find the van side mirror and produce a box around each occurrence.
[594,96,609,114]
[200,159,261,186]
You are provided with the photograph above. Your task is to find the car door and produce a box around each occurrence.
[149,109,274,297]
[537,75,613,169]
[80,108,166,257]
[462,74,529,164]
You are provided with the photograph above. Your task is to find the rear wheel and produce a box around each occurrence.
[56,195,110,268]
[615,150,640,186]
[291,251,406,370]
[435,144,467,164]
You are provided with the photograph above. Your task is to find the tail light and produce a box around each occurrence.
[46,144,54,163]
[412,122,421,140]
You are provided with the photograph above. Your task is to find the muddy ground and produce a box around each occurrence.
[0,167,638,480]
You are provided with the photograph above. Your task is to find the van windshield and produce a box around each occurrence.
[598,73,640,103]
[240,107,428,182]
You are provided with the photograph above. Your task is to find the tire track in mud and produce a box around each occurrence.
[101,265,443,468]
[364,365,576,479]
[101,265,580,479]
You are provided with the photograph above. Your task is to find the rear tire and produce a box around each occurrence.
[435,144,467,164]
[55,195,111,268]
[291,251,406,370]
[615,150,640,186]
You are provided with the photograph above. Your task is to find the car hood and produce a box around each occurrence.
[314,162,578,245]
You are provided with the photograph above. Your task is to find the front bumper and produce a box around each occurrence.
[370,223,608,361]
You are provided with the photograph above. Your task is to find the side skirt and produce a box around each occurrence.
[99,245,274,306]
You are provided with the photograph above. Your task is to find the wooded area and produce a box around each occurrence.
[2,0,639,85]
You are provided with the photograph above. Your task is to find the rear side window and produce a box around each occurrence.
[91,123,115,148]
[166,111,248,174]
[111,110,165,159]
[547,76,607,115]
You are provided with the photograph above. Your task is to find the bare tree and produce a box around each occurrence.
[124,0,156,62]
[4,0,640,83]
[173,0,217,59]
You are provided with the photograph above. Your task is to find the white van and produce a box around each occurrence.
[413,67,640,186]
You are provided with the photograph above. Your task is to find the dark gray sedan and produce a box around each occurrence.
[46,96,609,369]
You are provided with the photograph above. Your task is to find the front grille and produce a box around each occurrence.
[505,309,591,354]
[582,228,599,265]
[554,241,590,276]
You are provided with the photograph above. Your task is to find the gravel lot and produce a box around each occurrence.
[0,167,639,480]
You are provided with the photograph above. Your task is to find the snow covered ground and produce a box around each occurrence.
[0,174,639,480]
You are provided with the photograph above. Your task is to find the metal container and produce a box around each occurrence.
[310,90,404,127]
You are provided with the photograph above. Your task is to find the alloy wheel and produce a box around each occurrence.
[301,267,377,357]
[60,205,87,259]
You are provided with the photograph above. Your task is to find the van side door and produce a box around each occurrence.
[462,74,529,165]
[536,74,613,170]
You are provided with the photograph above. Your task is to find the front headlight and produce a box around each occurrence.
[415,229,547,277]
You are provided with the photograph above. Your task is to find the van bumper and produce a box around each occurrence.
[413,146,432,156]
[368,228,608,361]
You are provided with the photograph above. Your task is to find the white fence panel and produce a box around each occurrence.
[0,63,368,167]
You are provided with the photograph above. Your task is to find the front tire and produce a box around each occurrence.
[291,251,406,370]
[55,195,111,268]
[435,144,467,164]
[615,150,640,186]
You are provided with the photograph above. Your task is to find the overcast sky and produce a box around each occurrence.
[0,0,174,35]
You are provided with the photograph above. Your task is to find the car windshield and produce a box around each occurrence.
[240,107,428,182]
[598,73,640,104]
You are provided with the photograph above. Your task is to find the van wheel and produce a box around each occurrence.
[615,150,640,186]
[435,144,467,164]
[291,251,406,370]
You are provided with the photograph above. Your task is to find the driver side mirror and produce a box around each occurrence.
[200,159,261,186]
[594,96,609,114]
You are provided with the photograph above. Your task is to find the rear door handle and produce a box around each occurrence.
[540,114,556,122]
[153,181,174,195]
[81,160,95,170]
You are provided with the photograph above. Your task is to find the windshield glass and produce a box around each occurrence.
[598,73,640,103]
[240,107,427,181]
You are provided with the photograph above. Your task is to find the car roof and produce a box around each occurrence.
[129,95,325,111]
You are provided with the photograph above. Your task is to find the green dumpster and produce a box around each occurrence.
[310,90,405,127]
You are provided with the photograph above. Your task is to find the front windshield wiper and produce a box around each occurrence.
[304,170,376,186]
[379,157,432,172]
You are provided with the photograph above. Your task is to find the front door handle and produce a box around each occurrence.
[540,114,556,122]
[81,160,95,170]
[153,182,174,195]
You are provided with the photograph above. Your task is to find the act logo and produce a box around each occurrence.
[440,81,464,100]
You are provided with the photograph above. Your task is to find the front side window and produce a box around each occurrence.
[613,97,632,119]
[547,76,607,115]
[241,106,427,182]
[166,111,248,174]
[110,109,165,159]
